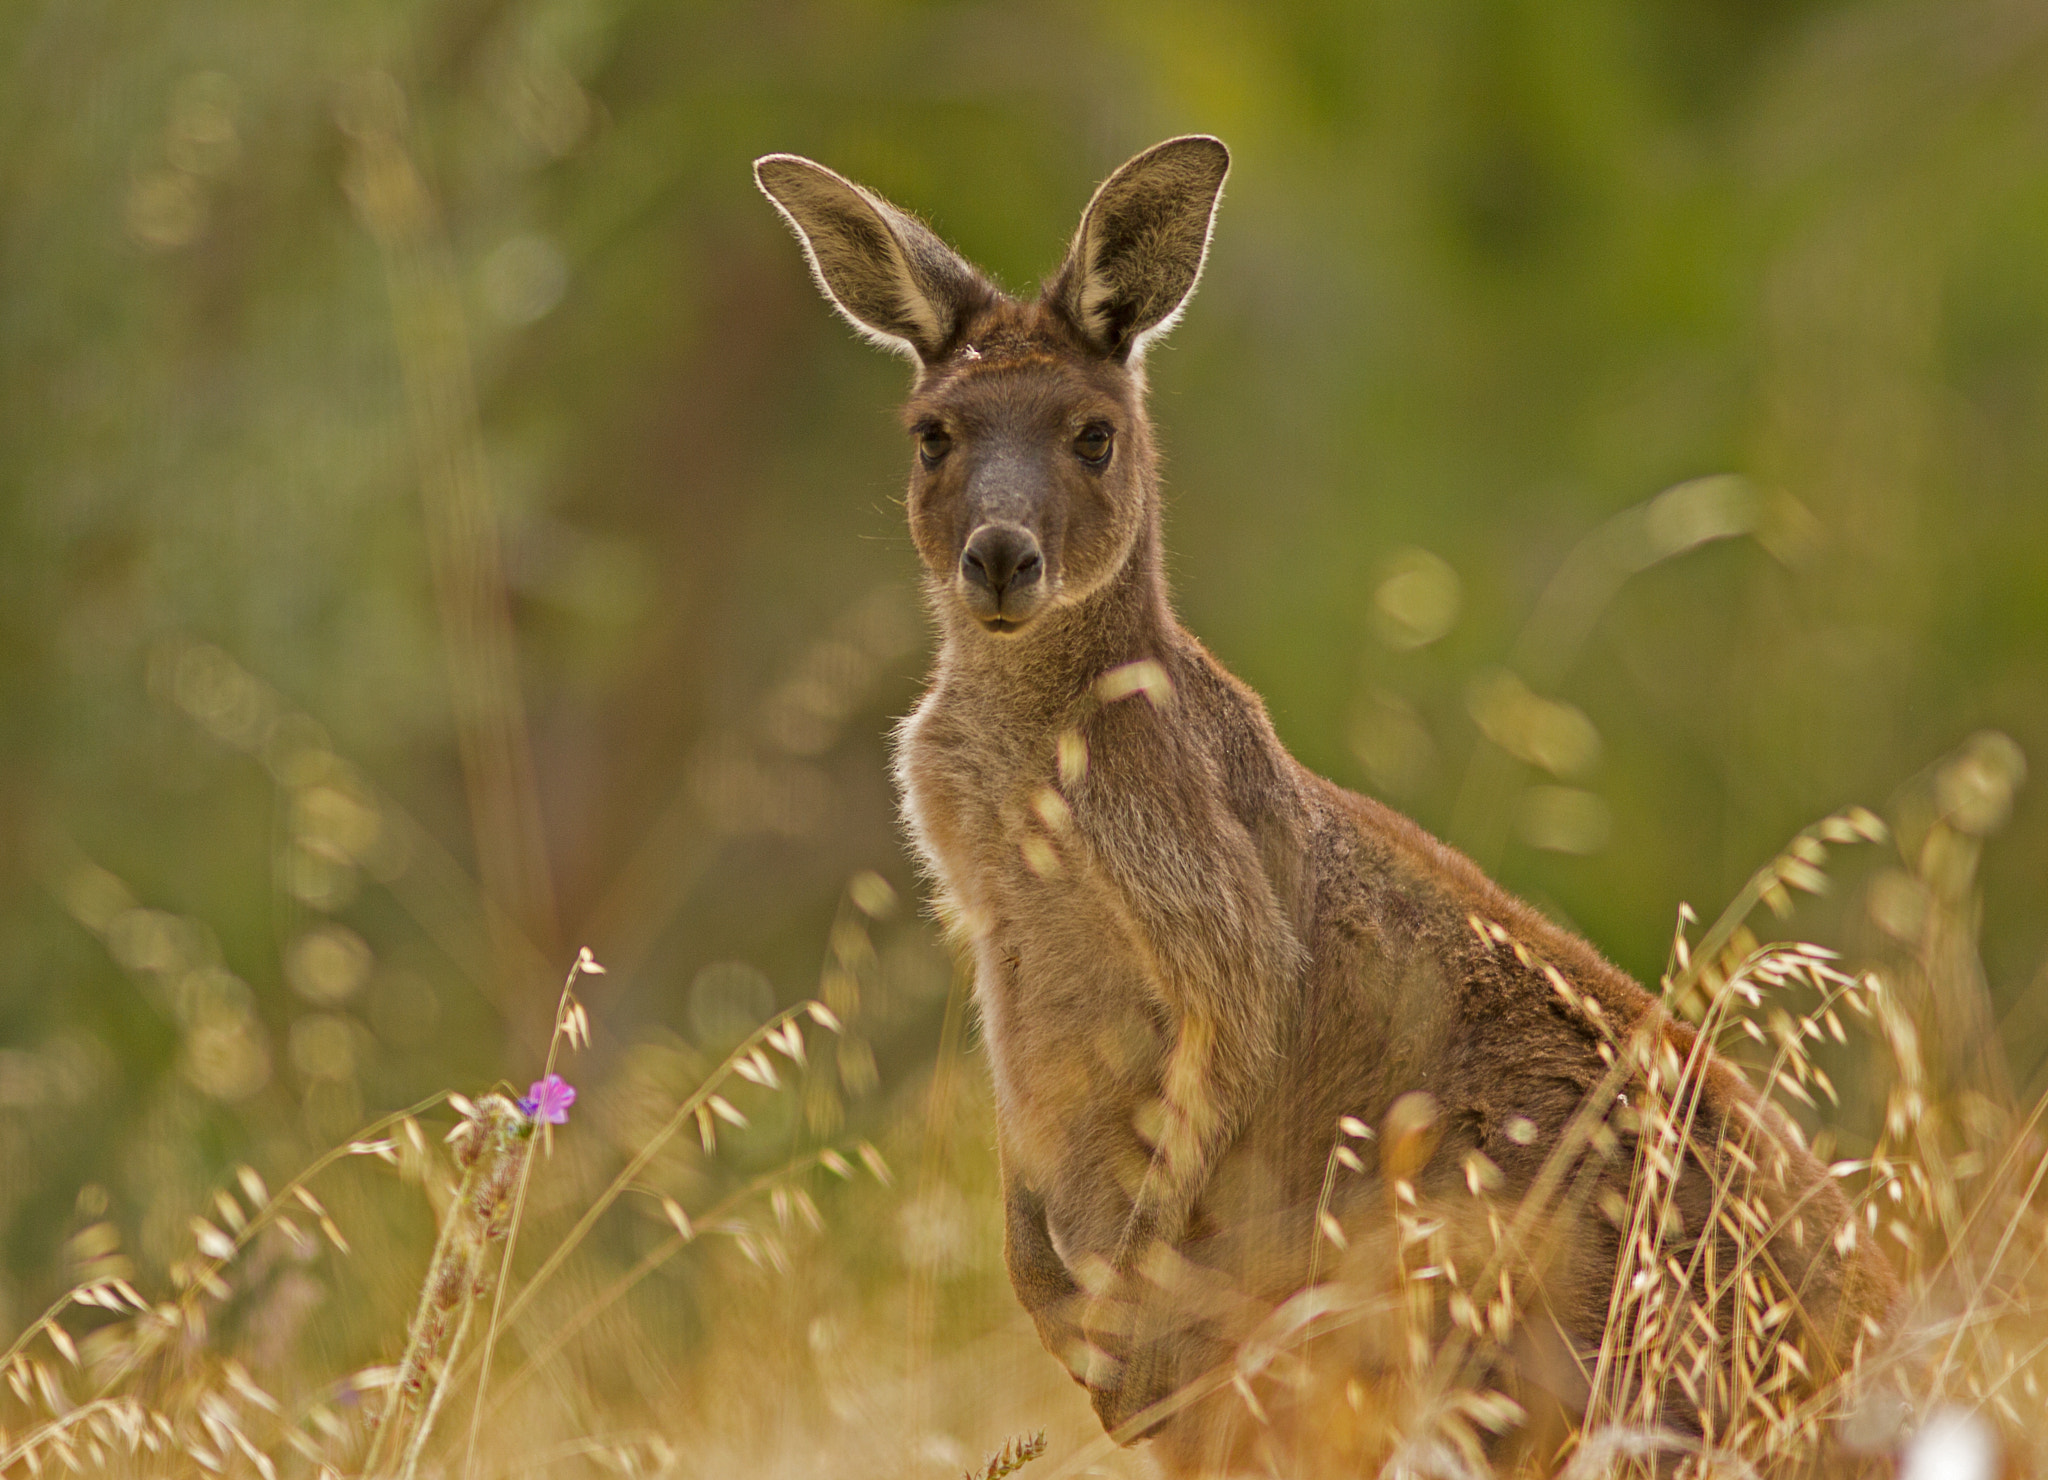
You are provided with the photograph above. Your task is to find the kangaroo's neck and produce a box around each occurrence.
[929,491,1179,726]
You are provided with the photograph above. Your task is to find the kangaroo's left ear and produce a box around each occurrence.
[1047,135,1229,364]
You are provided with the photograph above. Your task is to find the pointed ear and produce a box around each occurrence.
[1048,136,1229,363]
[754,154,993,363]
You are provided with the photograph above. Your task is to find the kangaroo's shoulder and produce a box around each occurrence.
[1293,769,1654,1019]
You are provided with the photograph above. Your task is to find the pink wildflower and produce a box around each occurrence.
[519,1073,576,1125]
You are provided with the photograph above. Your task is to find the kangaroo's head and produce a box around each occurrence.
[755,138,1228,638]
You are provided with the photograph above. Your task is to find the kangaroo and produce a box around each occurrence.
[755,138,1897,1474]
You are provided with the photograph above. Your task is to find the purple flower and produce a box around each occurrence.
[519,1073,576,1125]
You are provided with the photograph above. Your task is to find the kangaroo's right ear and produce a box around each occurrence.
[754,154,992,363]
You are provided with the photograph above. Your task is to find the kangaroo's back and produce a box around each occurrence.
[755,138,1899,1476]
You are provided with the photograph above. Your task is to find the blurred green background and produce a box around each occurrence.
[2,0,2044,1344]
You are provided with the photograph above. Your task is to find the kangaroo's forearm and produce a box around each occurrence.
[1077,781,1297,1263]
[1003,1181,1088,1376]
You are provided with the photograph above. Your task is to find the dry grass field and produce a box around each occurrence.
[5,735,2041,1477]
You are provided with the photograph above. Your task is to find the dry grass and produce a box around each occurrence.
[4,742,2041,1479]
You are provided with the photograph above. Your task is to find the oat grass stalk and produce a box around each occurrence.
[361,1092,532,1479]
[483,1144,863,1419]
[967,1430,1047,1480]
[81,1091,454,1405]
[460,950,599,1478]
[0,1395,149,1475]
[451,992,841,1370]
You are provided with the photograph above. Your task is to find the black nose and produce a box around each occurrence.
[960,524,1044,601]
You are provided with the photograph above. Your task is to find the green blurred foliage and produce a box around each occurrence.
[1,0,2044,1341]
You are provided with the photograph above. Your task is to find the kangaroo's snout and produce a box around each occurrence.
[959,523,1045,630]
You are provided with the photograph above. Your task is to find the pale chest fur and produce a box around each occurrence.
[892,684,1021,947]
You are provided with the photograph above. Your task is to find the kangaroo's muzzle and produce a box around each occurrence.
[959,523,1046,632]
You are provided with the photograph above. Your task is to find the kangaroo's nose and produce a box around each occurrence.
[960,524,1044,601]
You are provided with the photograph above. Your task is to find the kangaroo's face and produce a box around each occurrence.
[900,332,1150,634]
[755,138,1228,637]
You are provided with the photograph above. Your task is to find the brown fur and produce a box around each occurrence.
[756,138,1898,1473]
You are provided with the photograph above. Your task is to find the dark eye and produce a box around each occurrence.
[916,426,953,468]
[1074,424,1113,467]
